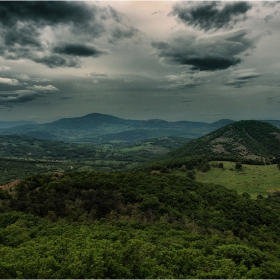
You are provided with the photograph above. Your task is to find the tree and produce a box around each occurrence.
[235,162,242,170]
[187,171,195,180]
[187,162,194,170]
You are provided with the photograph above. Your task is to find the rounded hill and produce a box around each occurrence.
[167,120,280,163]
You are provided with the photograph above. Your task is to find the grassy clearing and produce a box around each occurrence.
[195,161,280,198]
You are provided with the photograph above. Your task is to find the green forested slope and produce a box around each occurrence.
[1,171,280,278]
[140,120,280,171]
[171,120,280,159]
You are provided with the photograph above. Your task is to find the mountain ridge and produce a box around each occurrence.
[0,113,280,144]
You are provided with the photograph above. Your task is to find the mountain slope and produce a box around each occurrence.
[148,121,280,168]
[169,120,280,161]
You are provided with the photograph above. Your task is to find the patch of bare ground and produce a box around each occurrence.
[246,154,262,160]
[233,144,261,160]
[271,132,280,140]
[211,144,229,154]
[51,172,64,180]
[234,144,249,156]
[210,137,233,154]
[0,179,20,191]
[210,137,233,144]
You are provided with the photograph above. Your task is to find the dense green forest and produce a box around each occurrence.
[1,170,280,278]
[1,120,280,278]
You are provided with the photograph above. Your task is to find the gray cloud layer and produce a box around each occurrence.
[171,1,252,31]
[0,2,138,68]
[152,29,256,71]
[0,2,278,123]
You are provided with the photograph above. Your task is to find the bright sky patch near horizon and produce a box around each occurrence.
[0,1,279,123]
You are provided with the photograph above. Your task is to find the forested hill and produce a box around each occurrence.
[140,120,280,170]
[172,120,280,160]
[1,170,280,278]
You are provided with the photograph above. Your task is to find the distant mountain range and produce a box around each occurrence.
[0,113,280,143]
[0,121,37,129]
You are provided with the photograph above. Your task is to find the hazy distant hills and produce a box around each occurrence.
[0,113,279,143]
[165,120,280,163]
[0,113,208,143]
[0,121,37,129]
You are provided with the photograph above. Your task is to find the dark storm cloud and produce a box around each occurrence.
[0,2,105,67]
[0,90,43,104]
[153,40,240,71]
[0,2,99,28]
[53,44,106,57]
[152,30,256,71]
[171,1,252,31]
[4,24,41,47]
[0,2,137,68]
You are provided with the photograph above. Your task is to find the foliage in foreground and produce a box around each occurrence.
[1,170,280,278]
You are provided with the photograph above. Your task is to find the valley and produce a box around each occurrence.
[1,1,280,277]
[1,114,280,279]
[0,134,189,184]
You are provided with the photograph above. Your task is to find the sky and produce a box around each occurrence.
[0,1,280,123]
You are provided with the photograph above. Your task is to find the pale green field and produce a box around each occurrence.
[195,161,280,198]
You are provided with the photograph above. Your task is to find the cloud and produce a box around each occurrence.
[108,5,123,23]
[110,26,139,43]
[33,55,79,69]
[234,72,261,80]
[152,29,256,71]
[0,2,137,68]
[16,75,50,83]
[171,1,252,31]
[225,79,248,88]
[90,72,108,78]
[0,90,43,104]
[161,73,201,89]
[0,66,11,72]
[0,77,20,86]
[226,68,261,88]
[53,44,106,57]
[27,85,59,93]
[4,24,42,47]
[0,2,101,29]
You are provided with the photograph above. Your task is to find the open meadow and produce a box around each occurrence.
[195,161,280,198]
